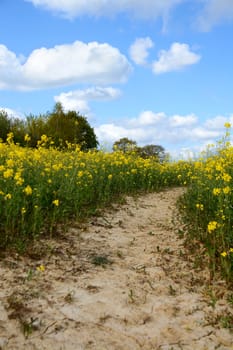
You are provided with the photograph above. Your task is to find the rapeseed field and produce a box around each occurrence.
[1,125,233,283]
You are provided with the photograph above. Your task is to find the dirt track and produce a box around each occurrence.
[0,187,233,349]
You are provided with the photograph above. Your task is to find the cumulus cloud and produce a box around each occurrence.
[152,42,201,74]
[129,37,154,65]
[0,42,132,90]
[54,86,121,115]
[95,111,230,157]
[169,114,198,127]
[25,0,184,20]
[0,45,23,89]
[197,0,233,31]
[128,111,165,127]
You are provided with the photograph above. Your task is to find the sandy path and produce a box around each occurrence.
[0,187,233,349]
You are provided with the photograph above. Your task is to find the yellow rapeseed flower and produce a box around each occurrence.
[24,134,31,142]
[224,122,231,128]
[207,221,218,233]
[21,207,26,215]
[221,251,227,257]
[3,168,14,179]
[4,193,12,200]
[24,185,33,196]
[222,173,231,182]
[36,265,45,272]
[223,186,231,195]
[196,203,204,210]
[52,199,59,206]
[213,188,221,196]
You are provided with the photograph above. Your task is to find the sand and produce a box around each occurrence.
[0,187,233,349]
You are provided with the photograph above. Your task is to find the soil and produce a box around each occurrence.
[0,187,233,349]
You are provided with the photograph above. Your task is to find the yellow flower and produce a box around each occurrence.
[6,132,14,144]
[213,188,221,196]
[3,168,14,179]
[21,207,26,215]
[24,134,31,142]
[221,251,227,257]
[52,199,59,206]
[77,171,84,178]
[224,122,231,128]
[36,265,45,272]
[223,186,231,195]
[108,174,113,180]
[4,193,12,200]
[24,185,33,196]
[196,203,204,210]
[207,221,218,233]
[222,173,231,182]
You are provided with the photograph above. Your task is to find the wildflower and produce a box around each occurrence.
[223,186,231,195]
[207,221,218,233]
[52,199,59,206]
[224,122,231,128]
[221,252,227,257]
[24,185,33,196]
[14,172,24,186]
[6,132,14,144]
[4,193,12,200]
[21,207,26,215]
[36,265,45,272]
[24,134,31,142]
[196,203,204,211]
[222,173,231,182]
[108,174,113,180]
[3,168,14,179]
[78,171,84,178]
[40,134,48,143]
[213,188,221,196]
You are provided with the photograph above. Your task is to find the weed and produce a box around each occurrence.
[64,291,75,303]
[169,285,176,296]
[91,255,112,267]
[128,289,135,303]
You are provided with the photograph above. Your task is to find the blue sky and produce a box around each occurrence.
[1,0,233,157]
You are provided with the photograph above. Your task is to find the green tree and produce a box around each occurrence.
[25,114,48,147]
[0,110,11,141]
[10,118,25,145]
[46,103,98,150]
[138,144,166,162]
[113,137,137,153]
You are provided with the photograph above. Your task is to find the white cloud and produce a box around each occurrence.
[0,42,132,90]
[204,115,229,129]
[0,45,23,89]
[128,111,165,127]
[95,111,231,157]
[54,86,121,115]
[0,107,25,120]
[129,37,154,65]
[152,42,201,74]
[25,0,184,20]
[169,114,198,127]
[198,0,233,31]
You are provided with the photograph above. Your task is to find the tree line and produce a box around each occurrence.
[0,103,98,150]
[0,103,166,161]
[113,137,166,162]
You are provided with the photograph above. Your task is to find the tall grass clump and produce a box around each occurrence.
[178,123,233,283]
[0,133,189,250]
